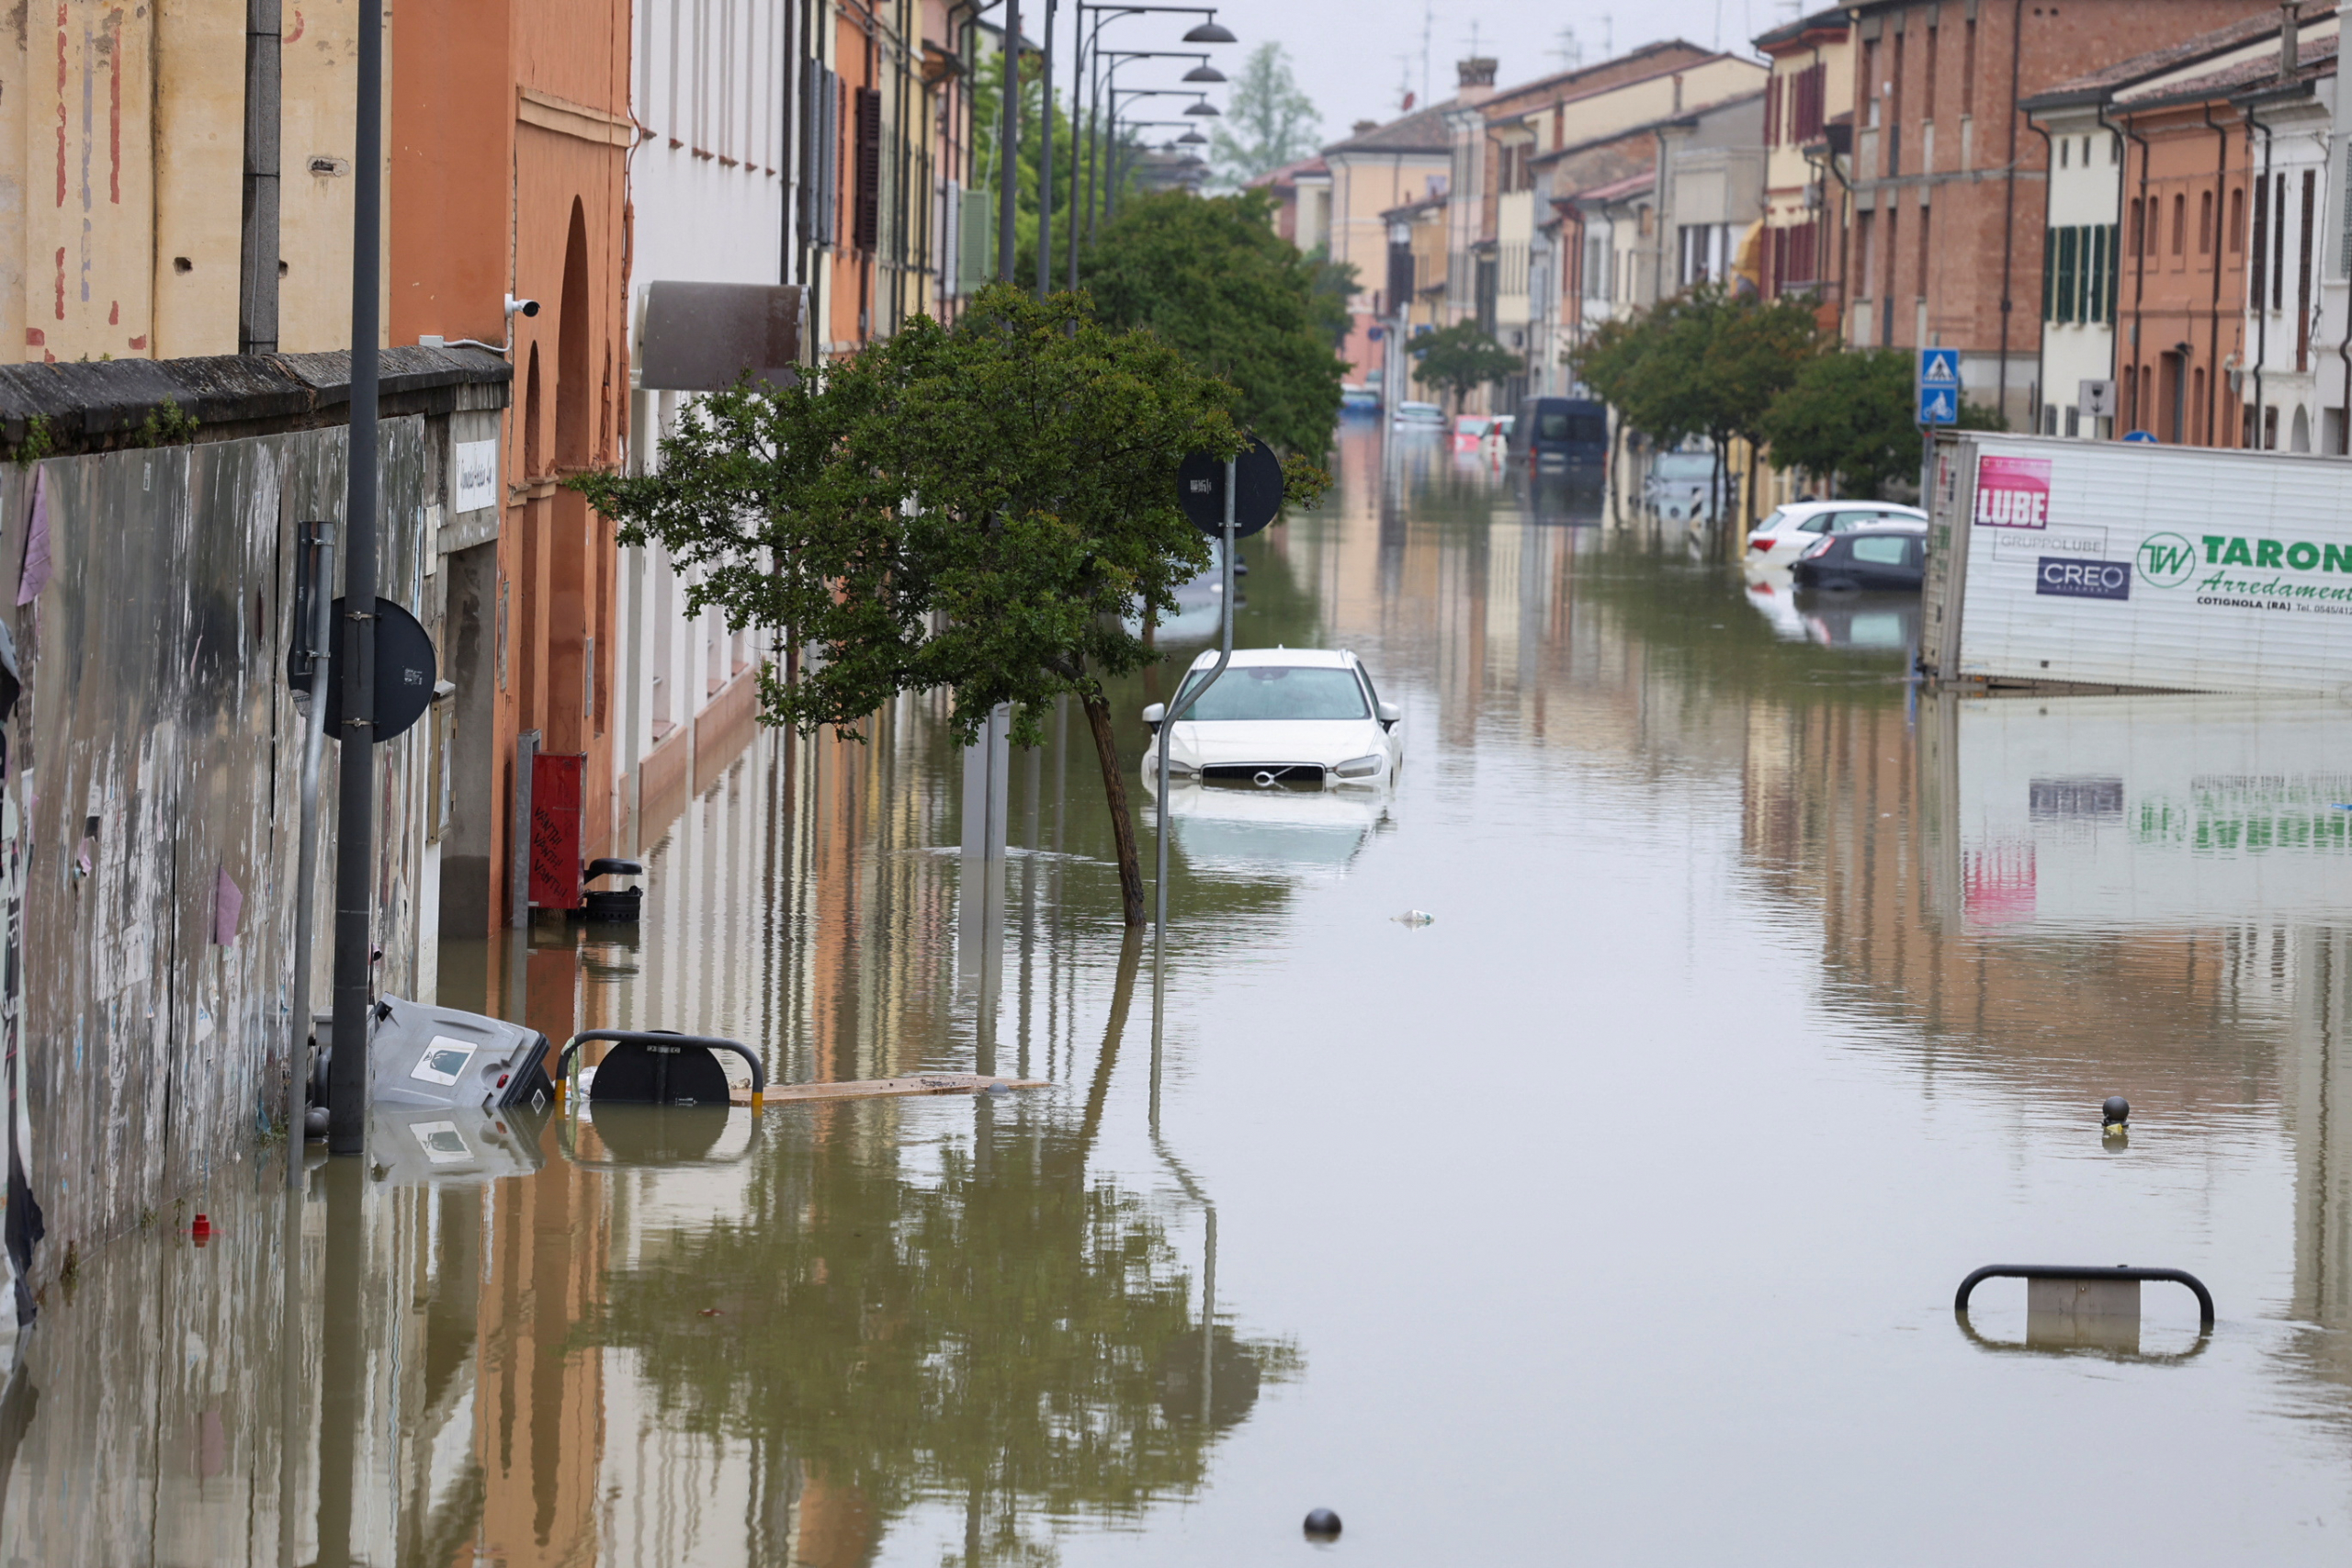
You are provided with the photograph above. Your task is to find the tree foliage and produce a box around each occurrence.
[1409,321,1525,413]
[1208,43,1322,189]
[1758,348,2006,498]
[572,285,1327,926]
[1080,189,1347,454]
[1572,286,1826,452]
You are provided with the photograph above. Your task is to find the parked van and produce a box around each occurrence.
[1510,397,1608,468]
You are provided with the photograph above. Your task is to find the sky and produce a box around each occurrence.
[1053,0,1796,152]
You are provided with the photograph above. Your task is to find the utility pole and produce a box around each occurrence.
[327,0,382,1156]
[1000,0,1022,280]
[1038,0,1056,299]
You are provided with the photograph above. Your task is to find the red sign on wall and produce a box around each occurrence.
[529,751,585,909]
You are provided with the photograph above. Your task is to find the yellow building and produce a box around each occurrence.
[0,0,385,363]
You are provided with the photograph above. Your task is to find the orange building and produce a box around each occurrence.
[390,2,635,931]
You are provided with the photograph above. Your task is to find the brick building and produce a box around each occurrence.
[2023,9,2339,448]
[1838,0,2278,428]
[1756,9,1856,310]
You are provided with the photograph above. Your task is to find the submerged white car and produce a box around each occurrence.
[1141,648,1403,786]
[1744,500,1928,571]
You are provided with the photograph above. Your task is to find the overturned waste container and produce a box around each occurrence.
[311,996,555,1118]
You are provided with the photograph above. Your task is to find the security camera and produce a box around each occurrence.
[505,294,540,319]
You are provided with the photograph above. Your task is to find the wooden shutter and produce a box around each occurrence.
[853,87,882,253]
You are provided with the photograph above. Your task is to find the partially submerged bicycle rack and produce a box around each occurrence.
[553,1029,765,1110]
[1955,1264,2214,1355]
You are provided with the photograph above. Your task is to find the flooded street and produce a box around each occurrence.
[18,423,2352,1564]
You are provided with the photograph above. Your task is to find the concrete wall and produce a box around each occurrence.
[0,346,507,1292]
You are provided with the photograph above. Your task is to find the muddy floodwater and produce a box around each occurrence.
[18,426,2352,1564]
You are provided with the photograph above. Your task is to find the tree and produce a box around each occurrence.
[1569,287,1826,521]
[1080,189,1347,454]
[1759,348,2006,498]
[572,285,1326,929]
[1208,43,1322,189]
[1409,321,1524,414]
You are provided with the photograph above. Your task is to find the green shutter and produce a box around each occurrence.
[2056,227,2079,323]
[2044,227,2059,321]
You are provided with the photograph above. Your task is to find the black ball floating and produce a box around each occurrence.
[2102,1095,2130,1127]
[1304,1507,1341,1541]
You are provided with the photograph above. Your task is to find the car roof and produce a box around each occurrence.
[1185,647,1357,671]
[1772,500,1927,520]
[1837,518,1928,533]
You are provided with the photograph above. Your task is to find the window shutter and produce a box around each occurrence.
[853,87,882,253]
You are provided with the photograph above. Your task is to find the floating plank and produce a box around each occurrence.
[729,1074,1049,1107]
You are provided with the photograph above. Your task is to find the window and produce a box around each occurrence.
[2274,172,2289,308]
[1917,204,1931,298]
[2052,226,2078,321]
[2128,198,2142,257]
[2249,175,2268,308]
[2299,166,2316,369]
[2230,186,2245,253]
[2198,189,2212,254]
[2059,140,2069,170]
[1851,536,1911,564]
[1925,27,1939,120]
[1962,19,1976,113]
[1862,40,1878,125]
[1178,667,1370,722]
[2144,197,2160,257]
[2170,193,2186,256]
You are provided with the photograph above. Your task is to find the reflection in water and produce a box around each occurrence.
[24,427,2352,1559]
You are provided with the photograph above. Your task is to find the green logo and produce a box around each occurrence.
[2138,532,2198,587]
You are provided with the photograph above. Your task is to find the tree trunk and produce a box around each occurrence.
[1080,688,1148,928]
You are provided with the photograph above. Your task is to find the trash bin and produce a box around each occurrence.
[364,996,554,1111]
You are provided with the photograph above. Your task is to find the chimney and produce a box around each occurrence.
[1456,57,1498,104]
[1352,118,1380,136]
[2281,2,2301,81]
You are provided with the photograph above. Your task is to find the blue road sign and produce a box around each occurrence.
[1917,347,1961,425]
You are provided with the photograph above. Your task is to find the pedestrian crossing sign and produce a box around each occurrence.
[1917,348,1961,424]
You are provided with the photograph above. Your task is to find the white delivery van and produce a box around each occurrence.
[1921,433,2352,694]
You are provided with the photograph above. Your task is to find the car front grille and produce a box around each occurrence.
[1201,763,1327,785]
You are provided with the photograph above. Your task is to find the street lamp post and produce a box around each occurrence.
[1106,87,1217,219]
[1070,51,1221,286]
[1073,6,1234,254]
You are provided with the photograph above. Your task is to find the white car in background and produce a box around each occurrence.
[1141,648,1403,787]
[1744,500,1928,571]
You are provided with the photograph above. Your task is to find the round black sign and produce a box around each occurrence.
[1175,437,1285,538]
[284,596,439,743]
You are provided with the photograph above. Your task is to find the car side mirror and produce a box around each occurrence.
[1377,700,1401,727]
[1141,703,1166,729]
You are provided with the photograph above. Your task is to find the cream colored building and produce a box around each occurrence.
[0,0,383,364]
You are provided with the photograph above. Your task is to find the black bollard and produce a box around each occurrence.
[1304,1507,1341,1541]
[2102,1095,2130,1127]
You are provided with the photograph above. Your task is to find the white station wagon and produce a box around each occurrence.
[1141,648,1404,787]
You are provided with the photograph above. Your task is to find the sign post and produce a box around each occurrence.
[1917,347,1961,511]
[1159,439,1283,933]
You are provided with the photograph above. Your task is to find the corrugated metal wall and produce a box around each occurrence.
[0,419,435,1280]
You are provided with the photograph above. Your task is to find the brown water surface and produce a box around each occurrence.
[13,428,2352,1563]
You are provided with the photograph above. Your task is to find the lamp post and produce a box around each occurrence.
[1072,6,1234,264]
[1106,87,1218,219]
[1077,51,1223,283]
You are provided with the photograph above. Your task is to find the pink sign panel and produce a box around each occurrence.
[1974,455,2052,529]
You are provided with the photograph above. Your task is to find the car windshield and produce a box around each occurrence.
[1177,666,1368,721]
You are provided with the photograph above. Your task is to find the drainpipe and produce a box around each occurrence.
[2203,102,2230,446]
[2111,106,2152,434]
[2027,118,2053,432]
[238,0,282,354]
[2248,106,2274,445]
[1996,0,2026,423]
